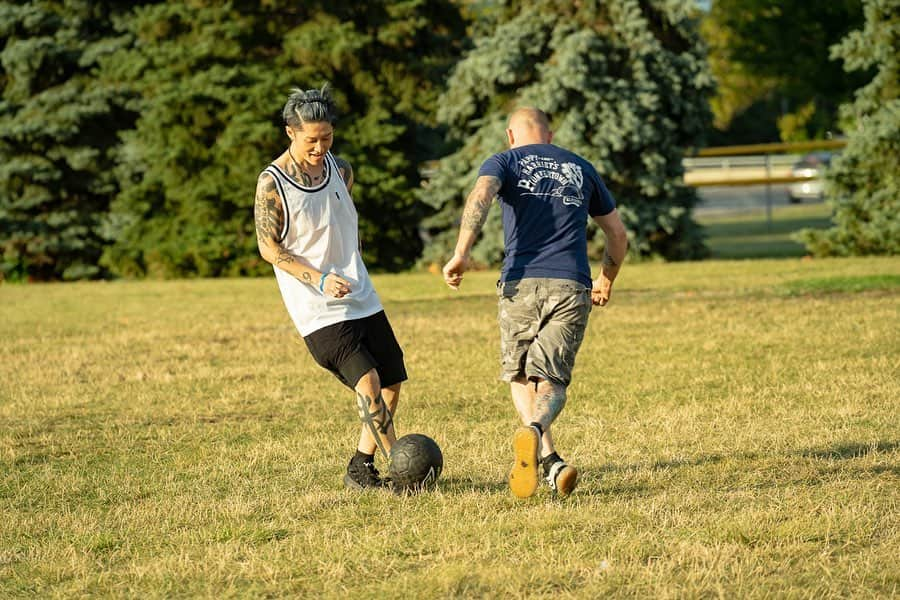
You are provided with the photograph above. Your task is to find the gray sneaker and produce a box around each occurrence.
[546,460,578,497]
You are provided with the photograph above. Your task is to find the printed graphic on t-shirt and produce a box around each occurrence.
[516,155,584,207]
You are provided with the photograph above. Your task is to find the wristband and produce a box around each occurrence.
[319,272,327,292]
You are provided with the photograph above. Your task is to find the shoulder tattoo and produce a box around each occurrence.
[334,156,354,189]
[254,174,285,242]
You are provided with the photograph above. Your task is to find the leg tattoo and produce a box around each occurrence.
[356,391,394,462]
[533,381,567,429]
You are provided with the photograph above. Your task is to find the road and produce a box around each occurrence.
[694,184,795,216]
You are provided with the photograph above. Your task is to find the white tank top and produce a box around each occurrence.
[263,151,382,337]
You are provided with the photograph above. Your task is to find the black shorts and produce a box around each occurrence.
[303,310,407,390]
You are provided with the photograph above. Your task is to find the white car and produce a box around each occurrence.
[788,152,832,203]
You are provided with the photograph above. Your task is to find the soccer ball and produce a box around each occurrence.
[388,433,443,492]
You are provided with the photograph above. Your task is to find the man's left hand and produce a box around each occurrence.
[591,275,613,306]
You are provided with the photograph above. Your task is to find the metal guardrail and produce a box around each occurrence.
[683,139,846,230]
[685,154,798,168]
[683,140,846,187]
[690,174,824,187]
[692,139,847,158]
[682,140,847,187]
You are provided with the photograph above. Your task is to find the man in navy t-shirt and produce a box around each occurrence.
[442,107,628,499]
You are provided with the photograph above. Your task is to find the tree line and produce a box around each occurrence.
[0,0,895,282]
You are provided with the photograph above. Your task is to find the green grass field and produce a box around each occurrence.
[2,257,899,598]
[699,202,833,259]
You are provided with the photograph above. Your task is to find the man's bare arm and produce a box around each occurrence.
[442,175,501,289]
[253,174,322,287]
[590,208,628,305]
[453,175,501,258]
[593,209,628,282]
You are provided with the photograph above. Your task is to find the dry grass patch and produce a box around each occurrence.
[2,257,898,597]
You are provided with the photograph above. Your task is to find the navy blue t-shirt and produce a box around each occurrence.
[478,143,616,287]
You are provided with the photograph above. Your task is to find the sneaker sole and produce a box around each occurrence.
[343,472,364,490]
[554,465,578,497]
[344,472,385,491]
[509,427,540,498]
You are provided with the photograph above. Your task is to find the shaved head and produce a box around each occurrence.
[506,107,553,148]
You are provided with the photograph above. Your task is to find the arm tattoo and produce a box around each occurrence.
[334,156,353,190]
[461,176,500,233]
[254,175,285,244]
[602,248,618,268]
[255,175,299,269]
[275,248,295,267]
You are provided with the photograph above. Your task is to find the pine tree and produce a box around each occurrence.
[0,0,138,281]
[419,0,714,267]
[278,1,467,272]
[101,0,466,278]
[99,2,288,278]
[798,0,900,256]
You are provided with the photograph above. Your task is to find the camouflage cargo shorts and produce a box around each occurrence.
[497,278,592,387]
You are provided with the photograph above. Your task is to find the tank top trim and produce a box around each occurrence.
[268,156,331,193]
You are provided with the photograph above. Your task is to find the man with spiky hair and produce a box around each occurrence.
[443,108,628,498]
[253,85,407,490]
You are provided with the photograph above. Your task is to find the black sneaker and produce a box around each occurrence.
[343,459,385,490]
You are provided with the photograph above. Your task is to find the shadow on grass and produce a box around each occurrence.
[437,476,510,495]
[595,440,899,474]
[779,275,900,296]
[798,440,900,460]
[598,453,731,474]
[406,441,900,498]
[577,440,900,496]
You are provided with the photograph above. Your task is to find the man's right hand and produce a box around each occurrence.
[322,272,352,298]
[442,253,469,290]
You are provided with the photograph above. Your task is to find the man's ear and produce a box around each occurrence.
[547,130,554,144]
[506,128,515,147]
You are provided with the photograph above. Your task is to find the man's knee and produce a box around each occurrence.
[354,368,381,396]
[535,376,564,391]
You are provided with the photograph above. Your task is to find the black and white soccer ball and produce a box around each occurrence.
[388,433,443,492]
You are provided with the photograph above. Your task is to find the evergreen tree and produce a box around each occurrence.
[99,2,284,278]
[798,0,900,256]
[279,1,466,272]
[0,0,138,281]
[420,0,714,266]
[101,0,466,278]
